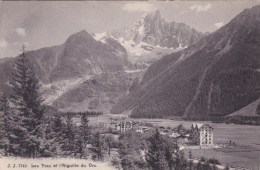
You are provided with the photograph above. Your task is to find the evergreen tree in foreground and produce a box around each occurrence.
[80,113,91,157]
[9,46,44,157]
[42,114,65,157]
[61,113,75,155]
[91,132,107,160]
[0,92,13,156]
[188,150,193,170]
[146,129,169,170]
[146,129,188,170]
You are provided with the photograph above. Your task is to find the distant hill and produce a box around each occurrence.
[112,5,260,119]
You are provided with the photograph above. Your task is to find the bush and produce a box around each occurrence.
[208,158,221,165]
[200,156,206,162]
[111,156,121,170]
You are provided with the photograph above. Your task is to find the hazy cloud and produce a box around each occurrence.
[0,39,8,48]
[15,27,26,37]
[214,22,224,28]
[14,41,30,47]
[190,4,212,12]
[122,2,156,12]
[24,42,30,47]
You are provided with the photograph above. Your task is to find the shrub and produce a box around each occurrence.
[208,158,221,165]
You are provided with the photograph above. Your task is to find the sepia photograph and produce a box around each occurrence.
[0,1,260,170]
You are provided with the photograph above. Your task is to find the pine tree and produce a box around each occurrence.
[111,156,121,170]
[174,149,187,170]
[0,92,12,156]
[196,161,203,170]
[91,132,102,160]
[165,142,174,170]
[52,115,64,135]
[104,134,115,158]
[204,161,211,170]
[80,113,91,157]
[46,115,64,148]
[188,150,193,170]
[40,115,64,157]
[146,129,169,170]
[166,138,187,170]
[61,113,75,155]
[189,124,194,141]
[9,46,44,157]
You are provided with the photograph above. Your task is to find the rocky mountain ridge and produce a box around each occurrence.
[94,10,204,66]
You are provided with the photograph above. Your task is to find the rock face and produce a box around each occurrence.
[111,5,260,119]
[96,10,204,67]
[109,10,204,49]
[32,30,129,83]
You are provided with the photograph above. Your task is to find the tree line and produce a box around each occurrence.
[61,111,103,117]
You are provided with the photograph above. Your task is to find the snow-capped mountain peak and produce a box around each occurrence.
[92,10,204,66]
[109,10,204,48]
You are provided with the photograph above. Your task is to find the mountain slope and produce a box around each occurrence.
[0,30,133,112]
[227,98,260,117]
[0,30,129,84]
[31,30,128,83]
[111,5,260,119]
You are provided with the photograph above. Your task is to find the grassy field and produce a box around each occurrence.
[83,115,260,170]
[184,149,259,170]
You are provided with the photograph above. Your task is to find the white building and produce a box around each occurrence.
[135,126,151,133]
[114,121,133,132]
[191,123,213,146]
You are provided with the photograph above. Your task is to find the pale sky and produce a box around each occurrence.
[0,1,260,58]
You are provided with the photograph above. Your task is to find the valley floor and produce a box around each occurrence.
[85,115,260,170]
[139,119,260,170]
